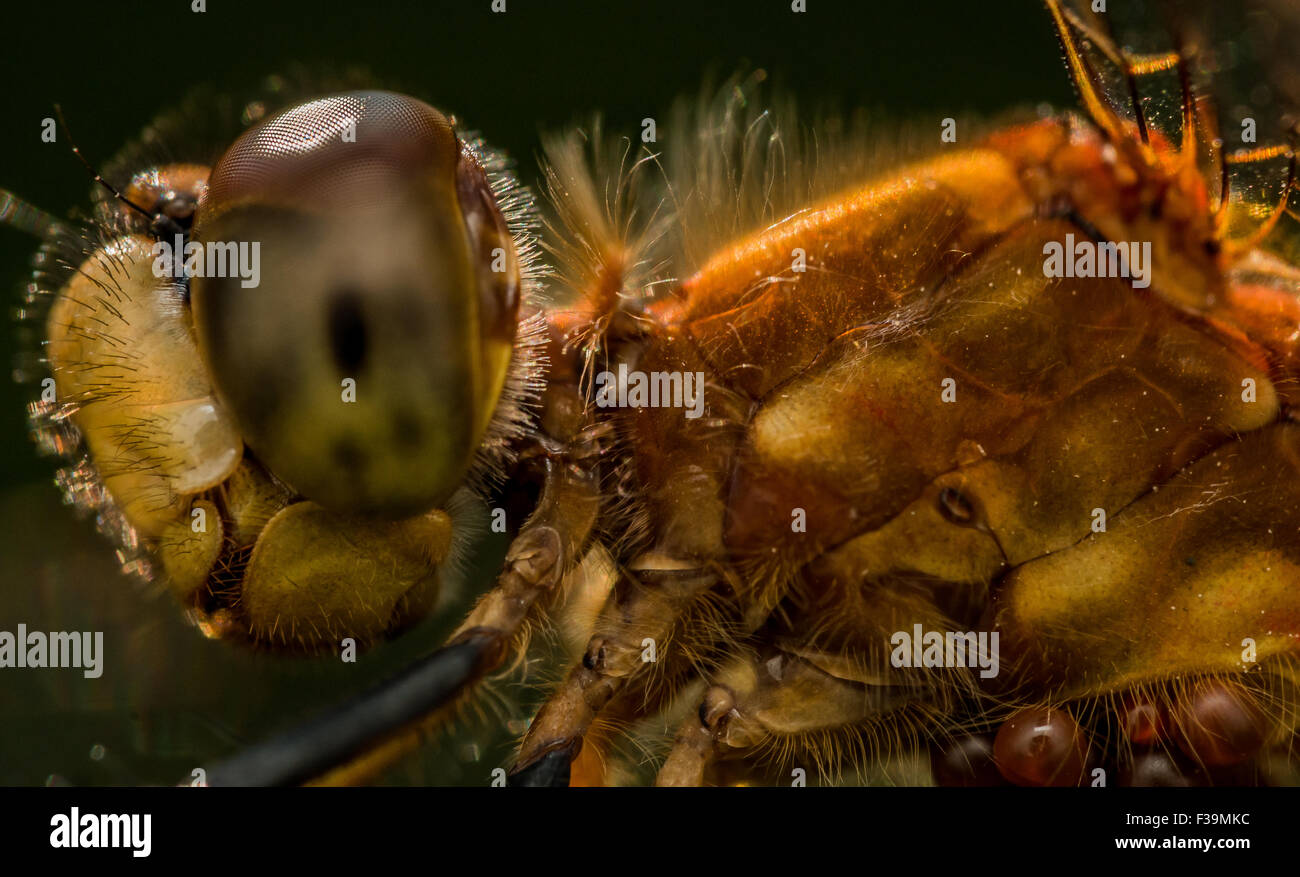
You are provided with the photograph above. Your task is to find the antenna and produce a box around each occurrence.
[53,104,159,226]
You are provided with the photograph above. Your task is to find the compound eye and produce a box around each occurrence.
[190,91,520,517]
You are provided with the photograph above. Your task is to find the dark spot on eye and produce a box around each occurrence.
[333,437,365,470]
[327,290,368,373]
[938,486,975,525]
[392,410,422,450]
[1204,238,1221,257]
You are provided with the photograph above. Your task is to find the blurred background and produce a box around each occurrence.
[0,0,1067,785]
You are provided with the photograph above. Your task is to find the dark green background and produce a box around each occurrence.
[0,0,1067,785]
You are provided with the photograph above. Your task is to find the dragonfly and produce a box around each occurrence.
[2,0,1299,787]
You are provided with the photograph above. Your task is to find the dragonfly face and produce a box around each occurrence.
[21,89,545,653]
[4,0,1300,788]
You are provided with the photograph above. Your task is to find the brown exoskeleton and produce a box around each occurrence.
[6,1,1300,786]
